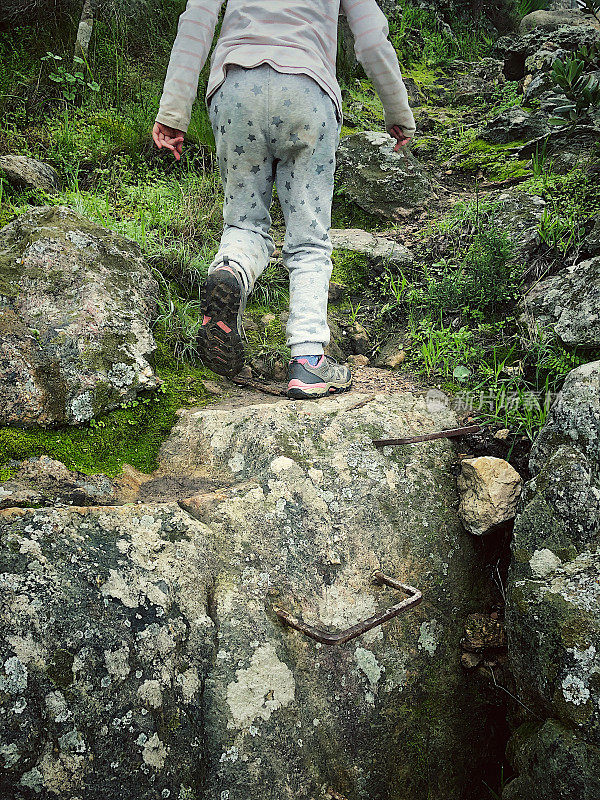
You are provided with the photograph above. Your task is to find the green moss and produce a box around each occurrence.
[331,250,370,295]
[244,312,290,366]
[0,464,14,481]
[455,138,531,181]
[0,334,221,478]
[560,616,593,649]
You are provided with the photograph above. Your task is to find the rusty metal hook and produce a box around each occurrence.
[272,571,422,646]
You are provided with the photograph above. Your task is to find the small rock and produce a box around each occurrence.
[492,191,546,261]
[457,456,523,536]
[518,124,600,173]
[237,365,253,379]
[336,131,434,219]
[448,58,506,105]
[583,214,600,257]
[347,322,371,355]
[272,360,288,381]
[346,354,369,367]
[325,316,346,362]
[493,428,510,441]
[462,613,507,651]
[201,380,223,397]
[260,313,277,328]
[480,107,550,144]
[461,652,482,670]
[250,358,267,376]
[0,456,117,509]
[328,281,346,304]
[375,341,406,369]
[329,228,413,270]
[0,155,60,193]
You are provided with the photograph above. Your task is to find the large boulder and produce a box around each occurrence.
[0,392,504,800]
[0,205,160,427]
[518,124,600,172]
[480,107,550,144]
[336,132,435,219]
[488,191,546,261]
[504,361,600,799]
[518,10,599,35]
[520,256,600,347]
[0,156,60,194]
[497,25,600,81]
[329,228,413,271]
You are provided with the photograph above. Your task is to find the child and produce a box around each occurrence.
[153,0,415,399]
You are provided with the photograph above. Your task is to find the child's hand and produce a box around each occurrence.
[388,125,411,152]
[152,122,185,161]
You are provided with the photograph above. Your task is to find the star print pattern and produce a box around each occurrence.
[207,62,341,354]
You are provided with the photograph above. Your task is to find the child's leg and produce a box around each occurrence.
[270,72,342,357]
[207,64,276,294]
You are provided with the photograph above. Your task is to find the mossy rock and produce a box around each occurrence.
[0,205,160,427]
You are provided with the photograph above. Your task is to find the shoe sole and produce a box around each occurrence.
[197,271,245,379]
[287,379,353,400]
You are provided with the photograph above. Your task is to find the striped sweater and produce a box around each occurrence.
[156,0,416,138]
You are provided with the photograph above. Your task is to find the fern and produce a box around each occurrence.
[518,0,549,16]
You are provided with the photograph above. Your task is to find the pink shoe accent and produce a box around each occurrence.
[291,356,325,366]
[288,379,328,390]
[217,320,232,333]
[202,315,211,325]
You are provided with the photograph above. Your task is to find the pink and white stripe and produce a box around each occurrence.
[156,0,415,139]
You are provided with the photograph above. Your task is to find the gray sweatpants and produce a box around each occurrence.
[207,62,342,357]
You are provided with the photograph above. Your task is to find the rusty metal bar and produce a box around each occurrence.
[373,423,482,447]
[273,571,422,645]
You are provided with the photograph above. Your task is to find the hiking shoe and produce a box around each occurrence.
[287,355,352,400]
[197,258,247,378]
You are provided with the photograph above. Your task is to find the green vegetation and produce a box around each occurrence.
[361,162,600,439]
[549,46,600,127]
[578,0,600,22]
[1,0,599,463]
[517,0,548,16]
[388,2,495,68]
[0,336,221,479]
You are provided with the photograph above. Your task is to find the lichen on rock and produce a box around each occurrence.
[0,205,161,427]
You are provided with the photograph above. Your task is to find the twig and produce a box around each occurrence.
[345,394,376,411]
[477,175,530,190]
[231,377,286,397]
[373,423,483,447]
[487,667,540,720]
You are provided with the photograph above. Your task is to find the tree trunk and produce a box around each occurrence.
[74,0,97,60]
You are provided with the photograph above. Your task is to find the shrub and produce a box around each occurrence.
[549,47,600,126]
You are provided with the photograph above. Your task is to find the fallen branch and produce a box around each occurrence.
[373,423,482,447]
[477,175,530,190]
[231,377,286,397]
